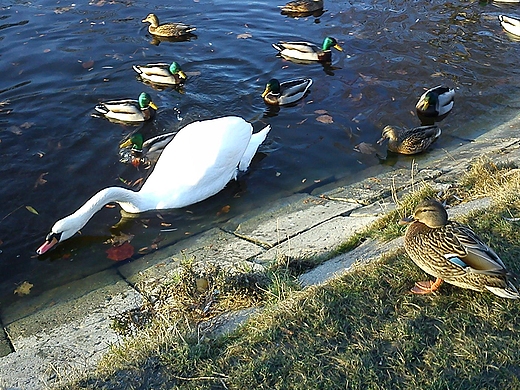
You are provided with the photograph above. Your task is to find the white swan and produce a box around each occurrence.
[37,116,271,254]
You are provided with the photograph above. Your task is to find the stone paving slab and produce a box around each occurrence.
[118,227,265,286]
[0,273,141,389]
[223,194,361,248]
[256,215,377,263]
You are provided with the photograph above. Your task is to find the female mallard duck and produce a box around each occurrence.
[262,78,313,105]
[499,15,520,37]
[94,92,158,123]
[279,0,323,14]
[119,132,176,168]
[377,125,441,155]
[400,199,519,298]
[416,86,455,119]
[142,13,196,38]
[272,36,343,63]
[133,61,187,86]
[36,116,271,254]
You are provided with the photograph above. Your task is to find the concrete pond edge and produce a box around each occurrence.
[1,115,519,389]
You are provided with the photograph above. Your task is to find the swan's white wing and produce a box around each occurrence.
[239,125,271,171]
[140,116,255,209]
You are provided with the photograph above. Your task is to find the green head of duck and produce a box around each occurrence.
[169,62,187,79]
[138,92,158,110]
[262,79,281,97]
[322,36,343,52]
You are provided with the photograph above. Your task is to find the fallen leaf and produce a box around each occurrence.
[217,205,231,216]
[105,231,134,246]
[8,126,22,135]
[43,48,51,53]
[354,142,376,155]
[237,33,252,39]
[20,122,34,129]
[14,281,33,296]
[34,172,48,188]
[82,60,95,69]
[26,205,39,215]
[106,242,134,261]
[314,109,328,115]
[316,114,333,124]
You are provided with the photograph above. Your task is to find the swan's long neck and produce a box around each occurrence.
[64,187,144,230]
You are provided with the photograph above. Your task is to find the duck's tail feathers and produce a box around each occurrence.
[239,125,271,171]
[272,43,283,53]
[94,104,109,115]
[485,284,519,299]
[132,65,142,75]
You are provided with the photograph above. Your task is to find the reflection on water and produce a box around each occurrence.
[0,0,520,310]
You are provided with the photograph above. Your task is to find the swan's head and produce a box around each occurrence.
[36,216,84,255]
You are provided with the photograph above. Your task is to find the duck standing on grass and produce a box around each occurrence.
[377,125,441,155]
[262,78,313,105]
[415,86,455,123]
[142,13,196,38]
[272,36,343,63]
[133,61,187,87]
[37,116,271,254]
[400,199,519,298]
[93,92,158,123]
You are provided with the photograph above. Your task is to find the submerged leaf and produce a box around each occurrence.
[26,206,39,215]
[316,114,333,124]
[14,281,33,296]
[106,242,134,261]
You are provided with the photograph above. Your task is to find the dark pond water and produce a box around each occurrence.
[1,0,520,310]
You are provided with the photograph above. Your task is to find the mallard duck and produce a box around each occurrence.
[142,13,196,38]
[94,92,158,123]
[415,86,455,119]
[133,61,187,86]
[36,117,271,254]
[119,132,176,168]
[499,15,520,37]
[377,125,441,155]
[400,199,519,298]
[262,78,313,105]
[279,0,323,13]
[272,36,343,63]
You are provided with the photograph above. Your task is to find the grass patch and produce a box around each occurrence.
[64,157,520,389]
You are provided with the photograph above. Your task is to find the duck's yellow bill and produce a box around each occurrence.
[120,139,133,148]
[149,102,158,110]
[334,44,343,51]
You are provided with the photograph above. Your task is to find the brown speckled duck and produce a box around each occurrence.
[142,13,196,38]
[401,199,519,298]
[279,0,323,13]
[377,125,441,155]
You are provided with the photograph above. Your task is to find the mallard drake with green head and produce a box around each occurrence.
[262,78,313,105]
[377,125,441,155]
[416,86,454,119]
[120,132,176,168]
[401,199,519,298]
[279,0,323,14]
[133,61,187,86]
[499,15,520,37]
[142,13,196,38]
[94,92,158,123]
[272,36,343,63]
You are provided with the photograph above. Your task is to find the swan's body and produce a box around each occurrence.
[499,15,520,37]
[94,92,157,123]
[415,86,455,119]
[133,61,187,86]
[272,36,343,62]
[262,78,313,105]
[142,13,196,38]
[37,116,271,254]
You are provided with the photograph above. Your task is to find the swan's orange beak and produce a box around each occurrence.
[36,236,58,255]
